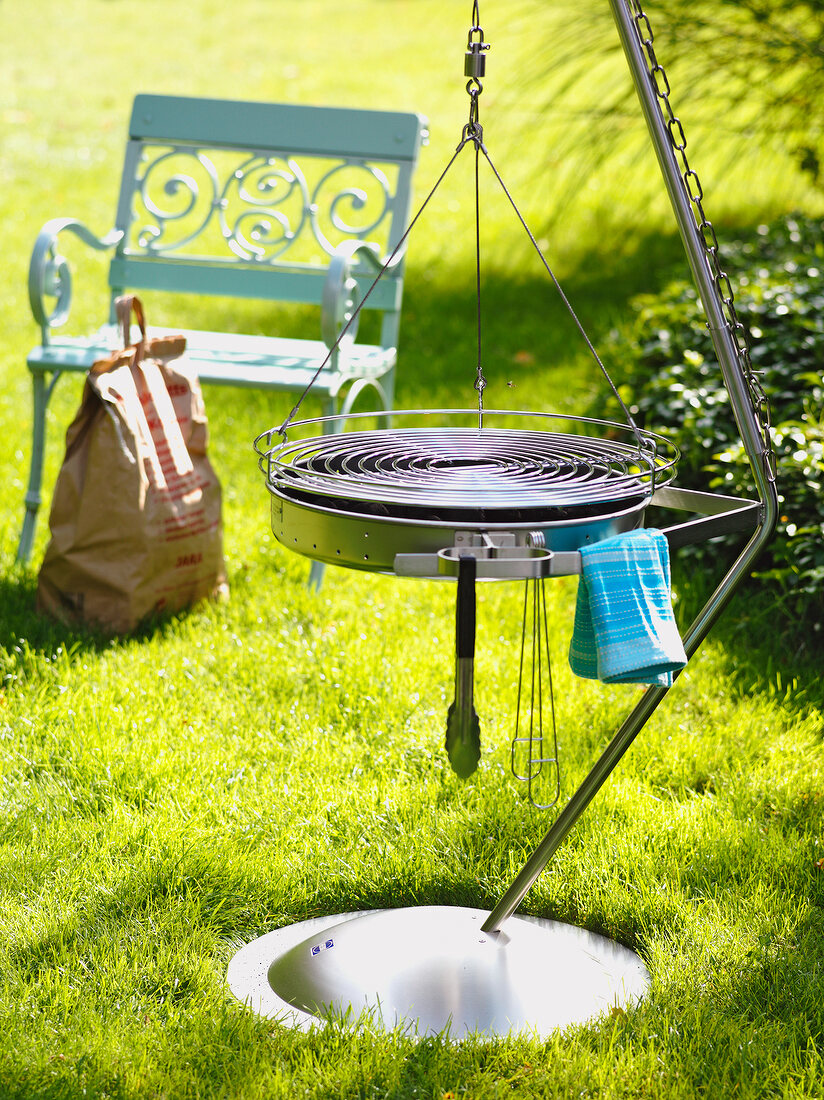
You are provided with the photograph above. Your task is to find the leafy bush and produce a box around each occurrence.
[598,214,824,644]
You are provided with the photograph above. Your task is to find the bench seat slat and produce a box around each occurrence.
[28,328,395,395]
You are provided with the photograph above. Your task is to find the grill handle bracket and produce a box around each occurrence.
[438,544,558,580]
[394,529,572,580]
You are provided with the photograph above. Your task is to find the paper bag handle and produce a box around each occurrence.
[115,294,148,360]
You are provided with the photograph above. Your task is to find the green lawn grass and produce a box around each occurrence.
[2,2,824,1097]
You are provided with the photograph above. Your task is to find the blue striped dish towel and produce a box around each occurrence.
[568,528,687,686]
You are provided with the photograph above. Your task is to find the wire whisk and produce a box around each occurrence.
[511,577,561,810]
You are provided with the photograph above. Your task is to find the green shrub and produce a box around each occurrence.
[599,214,824,643]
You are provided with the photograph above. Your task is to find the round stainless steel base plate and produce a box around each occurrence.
[227,906,649,1039]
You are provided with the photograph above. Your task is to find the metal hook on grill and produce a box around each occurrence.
[511,574,561,810]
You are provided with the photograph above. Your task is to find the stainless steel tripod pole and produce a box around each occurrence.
[482,0,778,936]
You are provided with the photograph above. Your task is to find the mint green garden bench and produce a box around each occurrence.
[21,93,428,575]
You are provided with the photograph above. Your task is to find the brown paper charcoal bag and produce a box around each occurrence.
[37,296,227,633]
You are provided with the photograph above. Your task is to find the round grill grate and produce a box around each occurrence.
[260,413,678,521]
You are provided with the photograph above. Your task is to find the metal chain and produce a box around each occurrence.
[628,0,776,482]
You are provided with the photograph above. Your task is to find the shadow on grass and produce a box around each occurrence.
[0,569,105,658]
[0,569,223,666]
[715,616,824,721]
[671,553,824,716]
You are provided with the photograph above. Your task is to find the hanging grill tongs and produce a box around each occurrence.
[445,555,482,778]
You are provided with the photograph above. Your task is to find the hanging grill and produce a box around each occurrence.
[256,410,679,573]
[234,0,779,1041]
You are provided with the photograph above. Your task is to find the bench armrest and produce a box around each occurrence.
[28,218,124,344]
[322,239,397,352]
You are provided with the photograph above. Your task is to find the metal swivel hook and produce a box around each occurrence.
[464,26,489,81]
[461,2,490,146]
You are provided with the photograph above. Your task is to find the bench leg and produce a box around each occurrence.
[304,396,343,591]
[305,380,394,592]
[17,372,50,564]
[339,377,391,426]
[308,560,325,591]
[380,364,396,422]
